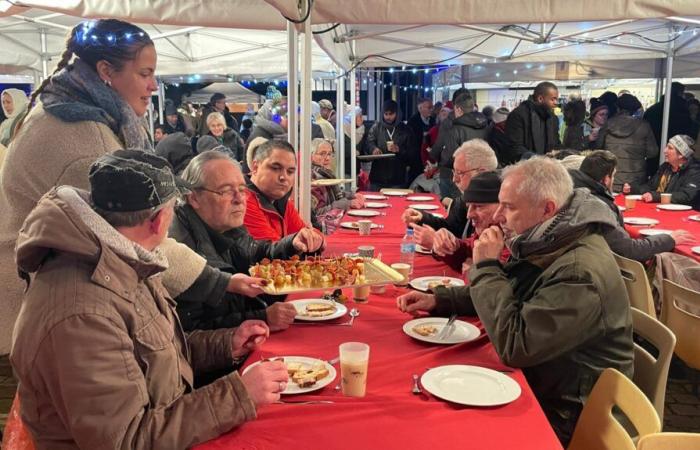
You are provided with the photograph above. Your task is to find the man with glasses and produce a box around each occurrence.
[171,149,324,334]
[402,139,498,249]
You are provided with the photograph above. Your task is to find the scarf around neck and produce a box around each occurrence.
[40,59,152,150]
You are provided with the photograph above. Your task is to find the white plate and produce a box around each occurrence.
[617,205,626,211]
[410,204,439,211]
[365,202,390,208]
[291,299,348,321]
[406,195,433,201]
[403,317,481,345]
[340,221,380,230]
[244,356,336,395]
[410,276,465,292]
[311,178,352,187]
[689,215,700,222]
[431,213,445,218]
[416,244,432,255]
[692,246,700,255]
[363,194,387,200]
[625,195,643,200]
[382,190,409,196]
[639,228,673,236]
[623,217,660,226]
[421,365,521,406]
[347,209,381,217]
[657,204,692,211]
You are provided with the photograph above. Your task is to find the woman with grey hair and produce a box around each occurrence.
[205,111,245,162]
[311,138,364,220]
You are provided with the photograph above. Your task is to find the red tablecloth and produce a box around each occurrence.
[195,193,562,450]
[615,196,700,262]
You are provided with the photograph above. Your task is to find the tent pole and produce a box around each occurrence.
[659,25,676,163]
[287,22,299,205]
[299,8,313,224]
[40,28,48,80]
[157,82,165,125]
[336,67,345,179]
[350,41,357,192]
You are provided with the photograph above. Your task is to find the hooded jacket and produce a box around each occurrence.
[570,169,676,260]
[11,187,256,450]
[0,88,29,146]
[429,111,489,179]
[634,158,700,210]
[366,114,415,186]
[432,189,633,445]
[596,113,657,191]
[505,100,561,160]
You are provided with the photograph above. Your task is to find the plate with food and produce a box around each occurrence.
[410,276,465,292]
[347,209,381,217]
[365,202,390,208]
[416,244,432,255]
[381,189,410,196]
[639,228,673,237]
[623,217,660,226]
[311,178,352,187]
[244,357,336,394]
[657,204,692,211]
[340,221,380,230]
[403,317,481,345]
[291,299,347,321]
[409,204,439,211]
[421,365,521,406]
[406,195,433,201]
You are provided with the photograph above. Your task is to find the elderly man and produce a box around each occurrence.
[244,139,322,242]
[402,139,498,249]
[171,150,323,332]
[571,150,692,261]
[397,157,633,446]
[11,150,288,449]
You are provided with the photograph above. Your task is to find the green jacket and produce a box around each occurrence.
[433,189,634,444]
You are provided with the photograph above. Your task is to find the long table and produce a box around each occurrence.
[196,193,562,450]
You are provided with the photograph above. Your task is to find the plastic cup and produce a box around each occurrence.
[370,284,386,294]
[353,285,370,303]
[357,220,372,235]
[358,245,375,258]
[660,193,672,204]
[386,140,394,151]
[339,342,370,397]
[391,263,411,286]
[625,196,637,210]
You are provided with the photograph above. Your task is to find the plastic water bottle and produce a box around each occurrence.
[400,228,416,274]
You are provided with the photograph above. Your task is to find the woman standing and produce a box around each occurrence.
[0,88,29,146]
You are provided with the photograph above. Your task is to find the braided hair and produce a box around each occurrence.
[21,19,153,126]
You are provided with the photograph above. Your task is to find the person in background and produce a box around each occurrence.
[367,99,415,190]
[205,111,245,162]
[625,134,700,209]
[597,91,618,119]
[319,98,334,122]
[397,157,633,446]
[310,138,364,221]
[316,99,336,141]
[246,98,288,145]
[481,105,494,125]
[561,99,587,151]
[425,101,452,163]
[407,97,435,182]
[197,92,238,136]
[486,106,511,165]
[240,118,253,142]
[0,88,29,146]
[155,131,196,175]
[162,99,194,137]
[505,81,561,161]
[153,123,168,144]
[688,98,700,139]
[11,150,288,449]
[342,105,368,179]
[586,97,608,145]
[596,93,657,192]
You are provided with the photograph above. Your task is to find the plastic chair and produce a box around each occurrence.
[637,432,700,450]
[614,253,656,317]
[631,308,676,423]
[660,279,700,395]
[442,197,453,215]
[567,368,660,450]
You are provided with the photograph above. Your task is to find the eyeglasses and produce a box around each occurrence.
[197,185,248,199]
[453,168,481,178]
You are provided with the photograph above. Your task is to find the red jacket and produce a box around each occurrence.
[244,184,307,241]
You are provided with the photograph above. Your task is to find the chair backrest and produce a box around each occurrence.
[614,253,656,317]
[442,196,453,215]
[567,368,660,450]
[631,308,676,423]
[637,432,700,450]
[660,279,700,370]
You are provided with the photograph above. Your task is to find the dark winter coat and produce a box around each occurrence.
[429,111,489,179]
[505,100,561,160]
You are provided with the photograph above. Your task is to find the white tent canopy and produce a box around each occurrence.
[187,82,261,104]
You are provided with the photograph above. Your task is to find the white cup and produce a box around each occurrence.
[339,342,370,397]
[391,263,411,286]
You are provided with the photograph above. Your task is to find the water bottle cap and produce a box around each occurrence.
[406,228,414,235]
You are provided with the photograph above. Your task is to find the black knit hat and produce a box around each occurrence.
[462,171,501,203]
[383,99,398,113]
[210,92,226,104]
[617,93,642,114]
[589,97,608,117]
[155,132,195,175]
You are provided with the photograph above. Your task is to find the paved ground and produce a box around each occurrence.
[0,354,698,444]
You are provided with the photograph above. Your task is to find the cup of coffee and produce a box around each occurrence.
[358,245,375,258]
[625,196,636,210]
[357,219,372,236]
[386,140,394,152]
[370,284,386,294]
[391,263,411,286]
[660,193,672,204]
[339,342,370,397]
[353,284,371,303]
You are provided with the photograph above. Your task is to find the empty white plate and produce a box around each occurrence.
[406,195,433,201]
[410,204,439,211]
[365,202,390,208]
[657,204,692,211]
[624,217,660,226]
[639,229,673,236]
[363,194,387,200]
[382,190,408,196]
[689,215,700,222]
[421,365,521,406]
[347,209,381,217]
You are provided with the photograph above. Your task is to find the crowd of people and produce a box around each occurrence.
[0,17,699,449]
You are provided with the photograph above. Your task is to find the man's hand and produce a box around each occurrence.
[641,192,654,203]
[670,230,694,246]
[293,227,325,253]
[622,183,631,194]
[227,273,266,297]
[433,228,460,256]
[401,208,423,225]
[352,193,365,207]
[387,143,399,153]
[350,197,364,209]
[231,320,270,358]
[240,360,289,406]
[372,148,383,156]
[461,258,473,278]
[265,302,297,332]
[473,226,505,264]
[411,223,436,249]
[396,291,437,315]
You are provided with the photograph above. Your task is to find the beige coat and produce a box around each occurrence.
[0,105,205,354]
[11,187,255,449]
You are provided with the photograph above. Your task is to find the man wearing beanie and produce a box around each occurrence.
[162,100,194,136]
[595,93,657,192]
[11,150,289,448]
[586,97,608,143]
[367,99,415,190]
[431,171,510,274]
[631,134,700,209]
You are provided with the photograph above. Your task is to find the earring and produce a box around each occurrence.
[103,79,112,87]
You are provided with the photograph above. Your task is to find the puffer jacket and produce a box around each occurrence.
[634,158,700,210]
[430,112,489,179]
[596,113,657,191]
[11,187,256,450]
[432,189,633,445]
